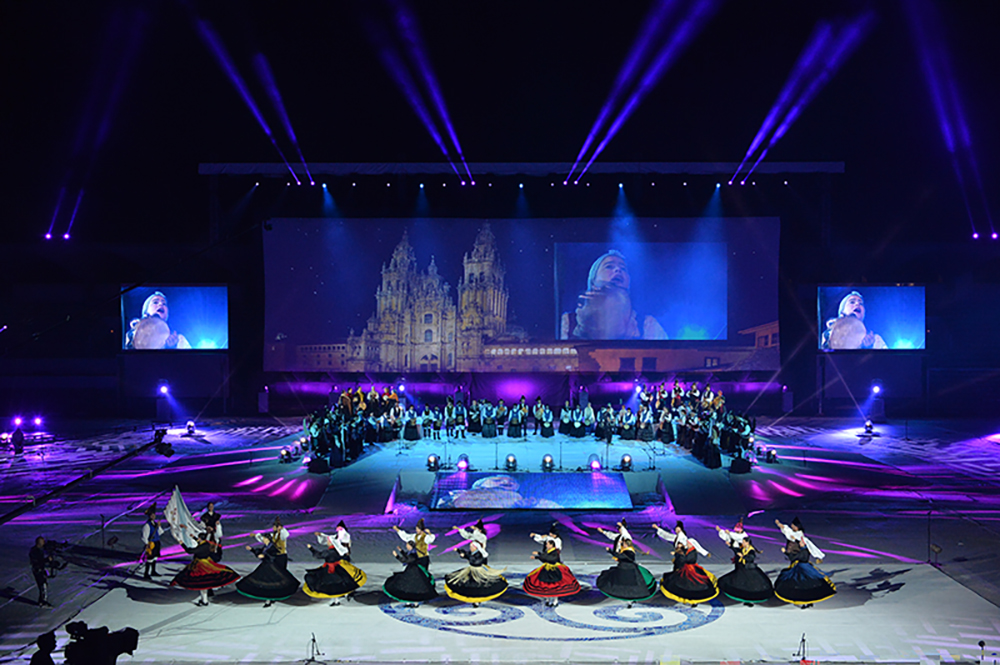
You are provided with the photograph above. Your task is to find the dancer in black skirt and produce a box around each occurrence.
[523,537,580,606]
[236,518,300,607]
[303,521,367,605]
[384,540,437,605]
[716,521,773,604]
[773,517,836,607]
[443,541,508,605]
[594,538,658,606]
[654,522,718,605]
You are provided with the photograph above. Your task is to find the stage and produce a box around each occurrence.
[1,417,999,663]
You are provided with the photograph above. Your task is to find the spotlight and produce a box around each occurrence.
[716,183,721,188]
[749,434,756,445]
[352,182,356,187]
[63,233,70,240]
[588,454,602,471]
[683,182,687,186]
[461,181,466,186]
[419,183,424,189]
[387,182,391,187]
[158,384,169,396]
[740,181,746,186]
[505,454,517,471]
[993,233,998,240]
[310,181,315,186]
[519,183,524,189]
[620,454,632,471]
[397,383,405,392]
[765,449,778,463]
[322,183,327,188]
[255,182,259,187]
[426,454,439,471]
[634,384,642,393]
[45,233,52,240]
[871,384,882,396]
[973,233,979,239]
[470,181,475,186]
[541,454,555,472]
[186,420,196,435]
[864,419,874,434]
[784,180,788,185]
[563,181,568,186]
[456,454,469,471]
[618,183,623,188]
[33,417,43,427]
[728,181,733,186]
[13,416,23,427]
[651,181,655,186]
[442,182,446,187]
[279,448,292,463]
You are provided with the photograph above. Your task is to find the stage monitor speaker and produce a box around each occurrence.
[729,457,752,474]
[307,457,330,473]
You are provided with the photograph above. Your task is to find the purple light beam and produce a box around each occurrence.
[253,54,313,184]
[392,0,473,182]
[577,0,721,180]
[194,19,299,184]
[366,18,461,179]
[566,0,683,182]
[62,189,85,239]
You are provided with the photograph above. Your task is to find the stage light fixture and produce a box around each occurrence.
[618,183,623,188]
[322,183,327,188]
[620,454,632,471]
[634,384,642,393]
[186,420,196,435]
[740,180,746,185]
[256,182,260,187]
[784,180,789,185]
[765,449,778,463]
[871,384,882,395]
[563,181,568,186]
[716,183,721,188]
[386,182,391,187]
[541,454,555,472]
[471,181,476,186]
[13,417,23,427]
[651,181,655,186]
[63,233,70,240]
[45,233,52,240]
[864,419,874,434]
[310,181,315,186]
[993,233,998,240]
[419,183,424,189]
[683,182,688,186]
[352,182,356,187]
[505,454,517,471]
[279,447,292,463]
[426,454,439,471]
[158,383,169,396]
[973,233,979,239]
[588,454,602,471]
[397,383,405,392]
[519,183,524,189]
[461,181,466,186]
[34,417,43,427]
[457,454,470,471]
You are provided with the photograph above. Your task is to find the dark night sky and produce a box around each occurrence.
[2,0,998,246]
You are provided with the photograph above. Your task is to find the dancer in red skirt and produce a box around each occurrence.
[523,526,580,606]
[171,530,240,606]
[654,521,718,605]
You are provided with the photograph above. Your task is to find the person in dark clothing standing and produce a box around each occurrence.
[29,537,53,607]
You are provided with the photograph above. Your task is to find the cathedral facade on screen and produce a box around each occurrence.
[290,223,579,373]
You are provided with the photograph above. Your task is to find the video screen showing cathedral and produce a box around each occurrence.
[262,218,779,373]
[817,285,925,351]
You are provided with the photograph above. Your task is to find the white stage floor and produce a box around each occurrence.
[54,563,1000,664]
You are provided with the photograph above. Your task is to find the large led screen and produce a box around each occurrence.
[263,218,780,373]
[121,286,229,350]
[817,285,925,351]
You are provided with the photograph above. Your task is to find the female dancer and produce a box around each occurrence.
[539,404,555,438]
[443,540,508,605]
[171,530,240,606]
[236,518,300,607]
[383,540,437,606]
[523,528,580,606]
[654,522,718,605]
[773,518,836,607]
[716,521,773,604]
[303,521,367,605]
[597,520,632,554]
[594,537,658,606]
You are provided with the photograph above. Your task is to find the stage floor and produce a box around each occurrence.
[1,416,999,663]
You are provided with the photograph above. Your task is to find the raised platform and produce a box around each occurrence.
[430,471,634,510]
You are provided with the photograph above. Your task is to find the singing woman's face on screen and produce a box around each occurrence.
[593,255,630,290]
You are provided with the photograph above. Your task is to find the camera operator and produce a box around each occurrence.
[64,621,139,665]
[29,536,54,607]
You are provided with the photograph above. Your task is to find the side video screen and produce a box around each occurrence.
[818,286,925,351]
[122,286,229,350]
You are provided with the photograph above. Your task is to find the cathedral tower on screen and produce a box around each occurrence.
[336,224,510,372]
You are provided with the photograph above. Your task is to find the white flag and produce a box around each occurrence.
[164,486,201,548]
